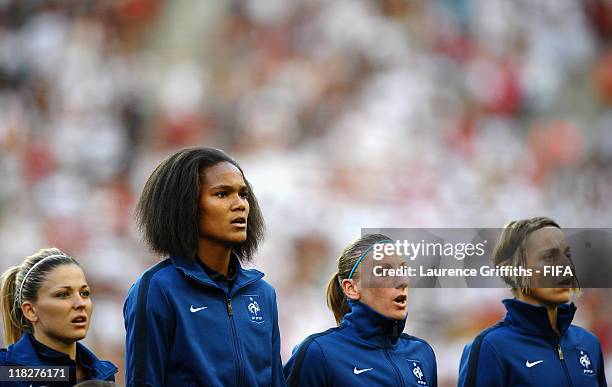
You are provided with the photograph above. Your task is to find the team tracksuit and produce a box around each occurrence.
[123,254,286,387]
[284,300,437,386]
[0,333,117,386]
[458,298,607,386]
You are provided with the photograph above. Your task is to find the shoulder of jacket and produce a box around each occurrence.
[144,258,174,277]
[297,325,346,355]
[400,333,431,344]
[476,321,509,343]
[286,326,342,386]
[0,337,42,367]
[233,267,274,294]
[399,333,436,354]
[134,258,175,287]
[97,359,119,376]
[458,321,510,356]
[249,277,279,297]
[125,258,175,308]
[567,324,602,345]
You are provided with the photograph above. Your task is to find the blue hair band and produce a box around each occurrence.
[347,239,394,280]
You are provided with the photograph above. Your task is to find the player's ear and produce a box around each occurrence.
[22,301,39,324]
[341,279,361,301]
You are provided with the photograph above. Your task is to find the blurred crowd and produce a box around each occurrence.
[1,0,611,385]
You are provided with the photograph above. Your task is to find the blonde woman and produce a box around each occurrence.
[0,248,117,386]
[284,234,437,386]
[458,217,607,386]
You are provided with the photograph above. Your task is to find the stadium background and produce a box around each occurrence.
[1,0,611,385]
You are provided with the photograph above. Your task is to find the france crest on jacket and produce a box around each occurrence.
[458,299,607,387]
[123,254,285,387]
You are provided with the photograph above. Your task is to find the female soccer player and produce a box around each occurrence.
[124,147,285,386]
[458,216,607,386]
[284,234,438,386]
[0,248,117,386]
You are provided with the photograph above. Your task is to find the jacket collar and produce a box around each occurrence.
[4,334,117,379]
[503,298,576,337]
[170,253,264,294]
[341,300,407,348]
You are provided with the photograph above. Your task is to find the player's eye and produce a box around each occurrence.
[542,254,554,262]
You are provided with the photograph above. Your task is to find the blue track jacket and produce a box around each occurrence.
[0,333,117,386]
[124,255,285,387]
[458,298,607,387]
[284,300,437,387]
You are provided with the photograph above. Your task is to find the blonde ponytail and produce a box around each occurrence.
[1,266,25,345]
[326,272,350,325]
[326,234,392,325]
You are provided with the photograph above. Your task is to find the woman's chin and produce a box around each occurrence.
[555,295,571,305]
[386,308,408,321]
[538,290,571,306]
[65,331,88,342]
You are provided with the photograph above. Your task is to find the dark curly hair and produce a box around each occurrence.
[135,147,265,262]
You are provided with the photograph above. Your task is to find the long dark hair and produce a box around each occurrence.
[135,147,265,263]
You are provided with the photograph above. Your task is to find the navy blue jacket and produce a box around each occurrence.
[123,255,285,387]
[459,298,607,387]
[284,300,437,387]
[0,333,117,386]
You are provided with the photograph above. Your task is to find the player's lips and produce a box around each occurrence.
[71,315,88,328]
[393,294,407,308]
[555,278,573,288]
[230,217,247,229]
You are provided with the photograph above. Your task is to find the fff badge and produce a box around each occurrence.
[243,295,264,324]
[407,359,429,386]
[577,349,595,375]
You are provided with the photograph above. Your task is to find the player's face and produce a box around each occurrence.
[199,162,250,245]
[25,264,92,346]
[521,226,572,306]
[358,254,409,321]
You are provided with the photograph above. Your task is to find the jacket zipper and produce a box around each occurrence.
[383,333,405,387]
[556,338,573,387]
[227,298,244,387]
[227,276,263,387]
[383,349,405,387]
[186,273,263,387]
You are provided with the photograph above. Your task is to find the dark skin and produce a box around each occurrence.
[197,162,250,276]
